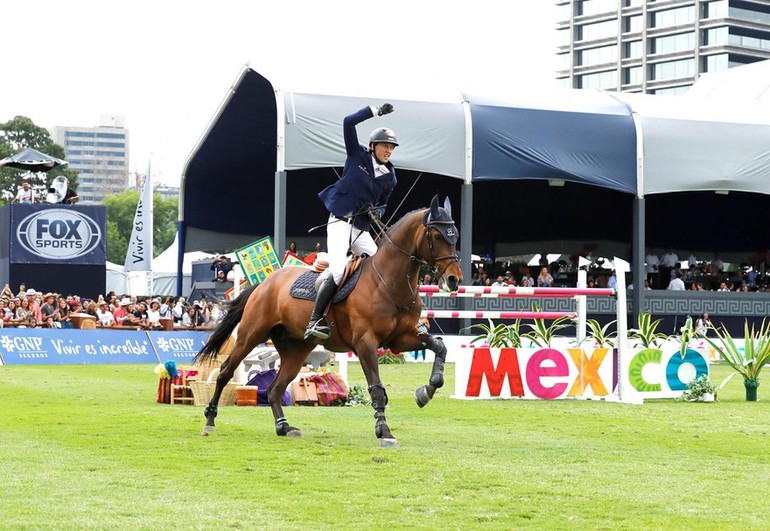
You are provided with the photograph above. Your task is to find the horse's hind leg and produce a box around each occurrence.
[268,338,314,437]
[415,335,447,408]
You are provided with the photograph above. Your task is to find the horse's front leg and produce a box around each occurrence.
[415,334,447,408]
[200,357,236,436]
[356,342,398,448]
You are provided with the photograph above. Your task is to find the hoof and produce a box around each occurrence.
[415,385,435,408]
[379,437,399,448]
[286,428,303,438]
[200,425,216,436]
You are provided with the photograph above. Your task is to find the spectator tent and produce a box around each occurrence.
[179,63,770,304]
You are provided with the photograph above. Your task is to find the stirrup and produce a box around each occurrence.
[304,320,330,341]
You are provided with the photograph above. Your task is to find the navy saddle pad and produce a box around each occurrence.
[289,265,363,302]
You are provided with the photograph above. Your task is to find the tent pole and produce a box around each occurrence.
[176,221,186,297]
[632,196,645,324]
[274,170,287,256]
[461,182,473,332]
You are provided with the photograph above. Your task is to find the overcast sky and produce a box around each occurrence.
[1,0,559,186]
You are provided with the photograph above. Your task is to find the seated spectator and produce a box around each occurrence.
[16,297,36,326]
[172,297,186,323]
[146,299,163,329]
[717,281,730,292]
[4,299,18,324]
[96,301,115,327]
[667,272,686,291]
[537,266,554,287]
[491,275,508,288]
[520,268,534,288]
[57,298,72,328]
[12,181,40,204]
[181,307,198,328]
[112,297,129,324]
[40,293,58,321]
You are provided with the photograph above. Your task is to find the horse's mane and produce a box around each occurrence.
[379,207,425,248]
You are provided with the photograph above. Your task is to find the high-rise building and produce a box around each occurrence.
[50,115,129,203]
[556,0,770,95]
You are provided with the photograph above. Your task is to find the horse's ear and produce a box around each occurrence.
[430,195,440,218]
[443,197,452,217]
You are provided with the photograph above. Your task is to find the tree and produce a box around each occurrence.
[102,190,178,264]
[0,116,79,204]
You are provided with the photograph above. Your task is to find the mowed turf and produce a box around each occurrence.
[2,362,770,529]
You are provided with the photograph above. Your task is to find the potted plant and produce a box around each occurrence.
[701,319,770,402]
[581,318,617,348]
[523,304,574,348]
[628,312,668,349]
[463,318,525,348]
[673,315,696,359]
[678,374,717,402]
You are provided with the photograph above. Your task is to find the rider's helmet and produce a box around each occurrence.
[368,127,398,147]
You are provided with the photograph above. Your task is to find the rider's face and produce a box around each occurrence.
[372,142,395,164]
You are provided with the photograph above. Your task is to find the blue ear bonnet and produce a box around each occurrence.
[422,196,459,245]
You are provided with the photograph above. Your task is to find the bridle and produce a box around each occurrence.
[370,214,459,312]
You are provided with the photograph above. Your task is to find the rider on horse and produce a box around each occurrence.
[304,103,398,341]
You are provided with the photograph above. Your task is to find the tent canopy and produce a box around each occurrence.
[180,62,770,257]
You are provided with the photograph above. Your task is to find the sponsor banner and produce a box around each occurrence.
[0,329,156,365]
[0,329,211,366]
[454,342,709,400]
[11,204,106,265]
[146,330,211,364]
[236,236,280,285]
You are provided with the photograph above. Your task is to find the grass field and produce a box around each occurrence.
[2,361,770,529]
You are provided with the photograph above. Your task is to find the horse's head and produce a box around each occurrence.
[421,195,462,291]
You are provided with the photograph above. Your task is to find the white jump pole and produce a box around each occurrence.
[613,257,631,403]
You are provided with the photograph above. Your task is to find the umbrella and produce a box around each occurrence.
[0,147,68,172]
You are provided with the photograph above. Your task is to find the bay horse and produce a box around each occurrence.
[194,195,462,447]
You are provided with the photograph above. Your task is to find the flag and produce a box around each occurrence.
[124,161,154,272]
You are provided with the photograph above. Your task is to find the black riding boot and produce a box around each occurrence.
[304,275,338,341]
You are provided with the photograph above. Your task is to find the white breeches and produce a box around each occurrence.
[326,214,377,284]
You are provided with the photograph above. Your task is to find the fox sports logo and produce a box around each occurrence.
[16,209,102,260]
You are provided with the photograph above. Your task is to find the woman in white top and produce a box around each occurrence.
[146,300,162,328]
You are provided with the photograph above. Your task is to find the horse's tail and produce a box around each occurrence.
[194,284,258,365]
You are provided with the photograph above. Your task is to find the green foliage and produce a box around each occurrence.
[678,374,717,402]
[102,190,178,264]
[0,116,79,204]
[462,318,524,348]
[702,319,770,392]
[377,349,405,364]
[628,312,668,349]
[522,303,574,348]
[583,319,617,347]
[675,315,696,359]
[345,384,370,406]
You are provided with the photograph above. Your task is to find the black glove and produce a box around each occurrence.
[378,103,394,116]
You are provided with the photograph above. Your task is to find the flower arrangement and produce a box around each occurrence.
[678,374,717,402]
[377,348,405,364]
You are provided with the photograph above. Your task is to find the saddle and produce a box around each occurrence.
[289,256,366,302]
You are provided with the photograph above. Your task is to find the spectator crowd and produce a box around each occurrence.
[0,283,223,330]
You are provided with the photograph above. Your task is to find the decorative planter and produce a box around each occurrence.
[698,392,715,402]
[744,381,759,402]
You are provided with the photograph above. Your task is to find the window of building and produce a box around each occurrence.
[651,32,695,54]
[624,40,643,59]
[650,58,695,80]
[623,66,643,84]
[729,31,770,51]
[577,44,618,66]
[577,0,617,17]
[651,5,695,28]
[704,26,729,45]
[623,0,643,7]
[577,19,617,41]
[576,70,618,89]
[729,5,770,26]
[705,0,728,19]
[652,86,690,96]
[557,28,572,47]
[624,14,643,33]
